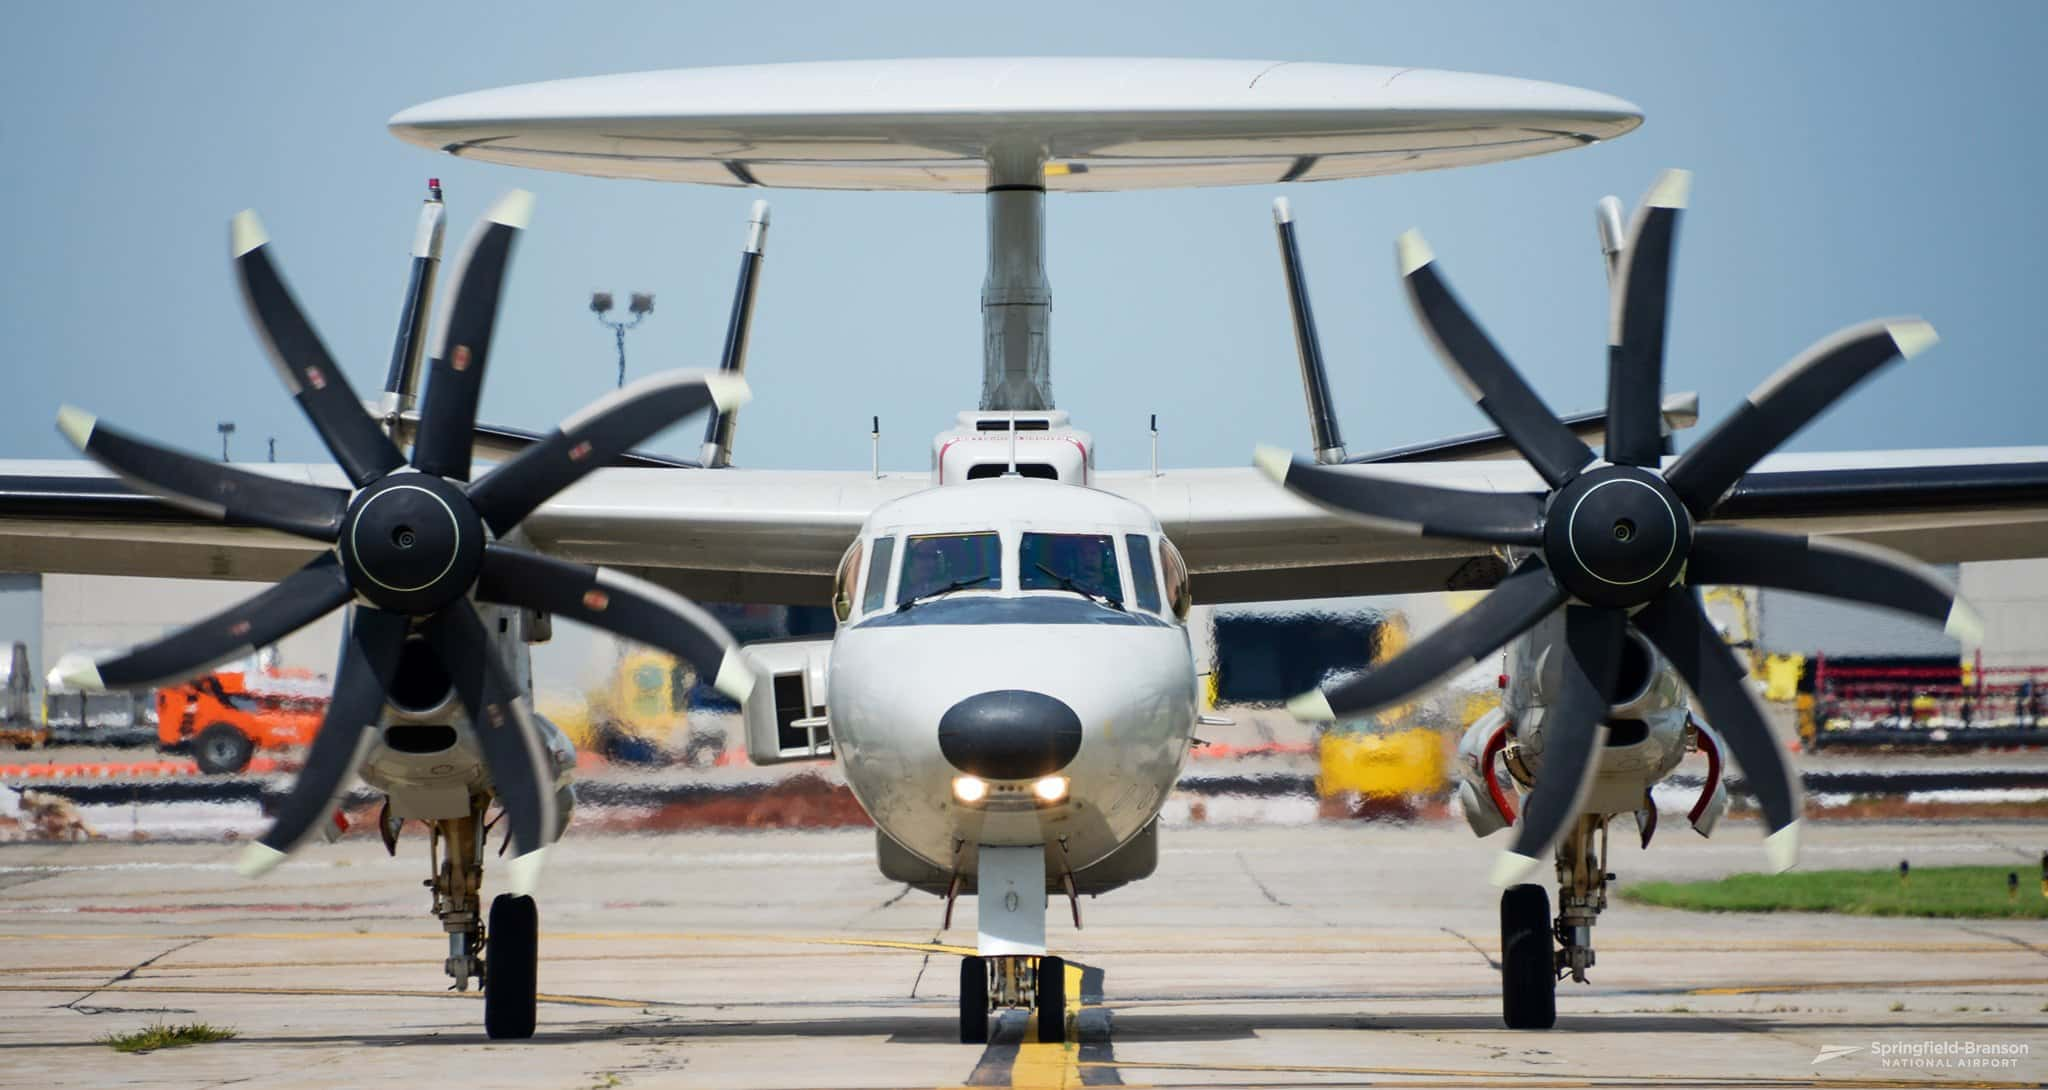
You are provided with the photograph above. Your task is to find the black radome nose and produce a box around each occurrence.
[937,689,1083,780]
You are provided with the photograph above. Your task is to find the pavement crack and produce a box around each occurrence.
[1234,851,1289,906]
[60,937,206,1014]
[1440,926,1501,971]
[1959,924,2048,960]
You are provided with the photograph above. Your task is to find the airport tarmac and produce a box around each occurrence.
[0,819,2043,1089]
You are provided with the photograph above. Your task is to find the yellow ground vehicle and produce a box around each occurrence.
[1315,615,1455,803]
[541,649,726,766]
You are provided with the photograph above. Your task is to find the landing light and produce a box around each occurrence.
[952,776,988,803]
[1033,776,1069,803]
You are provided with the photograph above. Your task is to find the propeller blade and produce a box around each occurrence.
[1254,447,1546,546]
[1631,585,1803,871]
[469,370,749,536]
[237,608,408,877]
[422,602,559,880]
[1492,606,1624,887]
[1397,230,1596,489]
[1665,318,1937,517]
[1603,170,1689,467]
[56,407,347,542]
[48,554,352,692]
[474,546,755,703]
[231,211,406,487]
[1287,560,1564,721]
[411,190,533,481]
[1689,527,1982,641]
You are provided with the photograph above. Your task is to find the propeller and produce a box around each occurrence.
[48,191,756,892]
[1256,169,1980,885]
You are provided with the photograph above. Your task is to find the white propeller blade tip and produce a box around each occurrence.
[1283,689,1334,723]
[236,842,287,879]
[1886,319,1938,360]
[507,847,549,896]
[1252,445,1295,485]
[1271,196,1293,224]
[705,373,753,413]
[712,649,757,704]
[47,652,104,693]
[1764,821,1802,873]
[1490,851,1543,888]
[1646,168,1693,210]
[1395,229,1434,276]
[1945,599,1985,645]
[487,189,536,229]
[55,406,96,451]
[230,210,269,258]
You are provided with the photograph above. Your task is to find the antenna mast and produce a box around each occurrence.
[981,147,1052,411]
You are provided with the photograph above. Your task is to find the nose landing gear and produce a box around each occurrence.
[958,954,1066,1044]
[1499,813,1612,1029]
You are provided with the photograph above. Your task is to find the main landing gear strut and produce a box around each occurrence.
[1500,813,1611,1029]
[427,795,540,1039]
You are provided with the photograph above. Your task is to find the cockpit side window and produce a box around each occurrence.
[1159,538,1191,621]
[1020,532,1123,604]
[897,532,1001,606]
[860,535,896,616]
[831,539,864,622]
[1124,533,1162,612]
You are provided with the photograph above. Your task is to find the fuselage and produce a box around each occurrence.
[827,477,1199,879]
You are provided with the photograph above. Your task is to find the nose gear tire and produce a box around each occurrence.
[1500,883,1557,1029]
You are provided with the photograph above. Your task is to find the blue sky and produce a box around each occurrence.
[2,2,2042,474]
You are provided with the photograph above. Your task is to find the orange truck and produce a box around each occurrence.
[157,668,328,774]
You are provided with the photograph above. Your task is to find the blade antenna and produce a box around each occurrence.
[701,200,771,468]
[380,179,447,423]
[1273,198,1346,464]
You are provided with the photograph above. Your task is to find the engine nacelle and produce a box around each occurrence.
[1496,612,1692,819]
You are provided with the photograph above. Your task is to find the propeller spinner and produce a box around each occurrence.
[1257,169,1978,886]
[49,191,756,891]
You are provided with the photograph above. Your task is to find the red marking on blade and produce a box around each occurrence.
[452,345,471,372]
[305,366,328,391]
[486,704,506,729]
[581,589,609,612]
[568,440,593,462]
[229,620,252,637]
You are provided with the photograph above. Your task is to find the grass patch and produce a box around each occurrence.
[98,1022,237,1053]
[1620,865,2048,919]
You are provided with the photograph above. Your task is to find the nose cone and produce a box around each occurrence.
[937,689,1083,779]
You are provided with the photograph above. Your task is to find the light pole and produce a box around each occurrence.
[217,420,236,462]
[591,291,655,388]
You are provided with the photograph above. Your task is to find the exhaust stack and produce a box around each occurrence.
[380,179,447,420]
[701,200,770,467]
[1272,198,1346,464]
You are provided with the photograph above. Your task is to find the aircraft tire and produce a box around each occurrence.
[1500,883,1556,1029]
[485,893,539,1039]
[959,955,988,1044]
[1035,955,1066,1043]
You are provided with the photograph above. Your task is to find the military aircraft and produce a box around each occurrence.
[6,59,2046,1042]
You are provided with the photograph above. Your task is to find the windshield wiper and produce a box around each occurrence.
[897,573,993,611]
[1033,563,1125,611]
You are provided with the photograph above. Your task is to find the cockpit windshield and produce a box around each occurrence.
[1019,532,1123,606]
[896,532,1001,608]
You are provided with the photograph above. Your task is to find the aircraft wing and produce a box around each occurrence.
[1,447,2045,607]
[1100,446,2048,604]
